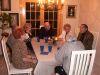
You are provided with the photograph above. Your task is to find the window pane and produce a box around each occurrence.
[31,2,35,11]
[54,29,57,36]
[54,21,57,28]
[31,29,35,37]
[26,2,30,11]
[26,12,30,19]
[54,12,57,20]
[36,12,40,20]
[36,21,40,28]
[49,21,53,28]
[26,21,30,23]
[49,12,53,20]
[31,12,35,19]
[26,2,41,37]
[44,12,48,20]
[31,21,35,28]
[36,29,39,36]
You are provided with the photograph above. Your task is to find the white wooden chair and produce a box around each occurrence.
[0,29,3,55]
[1,37,33,75]
[56,50,96,75]
[91,31,99,49]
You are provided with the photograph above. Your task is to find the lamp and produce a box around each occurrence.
[38,0,64,10]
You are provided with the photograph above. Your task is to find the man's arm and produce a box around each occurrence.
[39,27,45,39]
[85,34,94,50]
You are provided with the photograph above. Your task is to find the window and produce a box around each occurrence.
[26,2,40,37]
[44,6,58,35]
[25,2,58,37]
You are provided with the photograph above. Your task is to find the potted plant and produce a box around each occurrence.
[0,12,11,29]
[0,12,11,37]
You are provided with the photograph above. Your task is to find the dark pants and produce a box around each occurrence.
[55,66,67,75]
[25,39,33,51]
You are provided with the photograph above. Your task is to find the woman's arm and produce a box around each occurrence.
[23,57,37,64]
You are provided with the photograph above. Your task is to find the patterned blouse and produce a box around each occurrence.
[12,39,36,69]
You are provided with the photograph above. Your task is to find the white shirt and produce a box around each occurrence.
[21,33,29,41]
[59,31,73,42]
[40,25,44,29]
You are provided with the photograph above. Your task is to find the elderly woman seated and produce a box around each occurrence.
[22,23,34,51]
[11,27,37,71]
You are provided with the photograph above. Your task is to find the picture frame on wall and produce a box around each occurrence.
[0,19,2,28]
[66,5,76,18]
[9,13,19,27]
[1,0,11,11]
[0,0,1,10]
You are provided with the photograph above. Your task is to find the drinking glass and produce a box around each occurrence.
[48,45,52,52]
[40,46,44,53]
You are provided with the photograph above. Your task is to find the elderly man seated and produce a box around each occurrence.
[77,24,94,50]
[39,22,55,39]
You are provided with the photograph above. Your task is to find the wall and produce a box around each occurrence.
[0,0,80,54]
[0,0,20,55]
[11,0,20,13]
[1,0,19,14]
[62,0,80,32]
[1,0,20,25]
[79,0,100,74]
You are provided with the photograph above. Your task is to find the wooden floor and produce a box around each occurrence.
[0,55,8,75]
[92,63,100,75]
[0,55,100,75]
